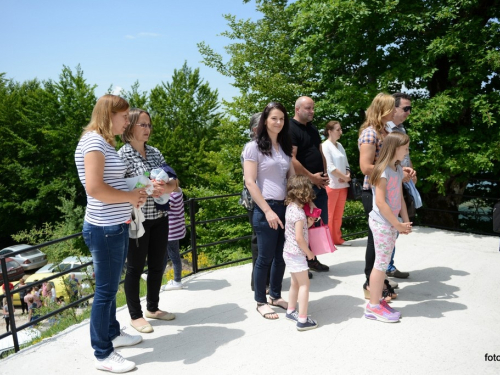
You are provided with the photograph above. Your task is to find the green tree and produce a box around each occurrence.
[123,80,148,109]
[200,0,500,228]
[0,66,95,247]
[12,187,87,262]
[148,61,224,188]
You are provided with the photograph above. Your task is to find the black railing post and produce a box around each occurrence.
[1,256,20,353]
[188,198,198,274]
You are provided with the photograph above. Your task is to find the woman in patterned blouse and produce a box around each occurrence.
[118,108,177,334]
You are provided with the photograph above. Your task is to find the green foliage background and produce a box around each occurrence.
[200,0,500,229]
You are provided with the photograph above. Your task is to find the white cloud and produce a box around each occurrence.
[112,86,123,95]
[125,35,136,40]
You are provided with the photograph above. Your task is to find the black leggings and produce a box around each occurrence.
[124,216,169,320]
[4,316,10,332]
[362,189,375,285]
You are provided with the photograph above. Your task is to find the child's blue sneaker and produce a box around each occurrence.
[285,310,298,322]
[296,317,318,331]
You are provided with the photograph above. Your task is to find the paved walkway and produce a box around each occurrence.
[1,227,499,375]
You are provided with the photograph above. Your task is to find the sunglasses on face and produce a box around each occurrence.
[399,106,412,113]
[136,123,152,129]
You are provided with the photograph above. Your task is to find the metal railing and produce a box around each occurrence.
[415,177,500,236]
[1,193,367,355]
[3,186,497,356]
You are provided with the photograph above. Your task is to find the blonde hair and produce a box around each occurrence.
[369,132,410,187]
[359,93,395,137]
[121,108,151,143]
[81,94,129,146]
[285,175,316,206]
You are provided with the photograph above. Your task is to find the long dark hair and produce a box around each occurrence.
[255,102,292,157]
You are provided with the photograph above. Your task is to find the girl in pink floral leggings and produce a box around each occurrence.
[365,132,412,323]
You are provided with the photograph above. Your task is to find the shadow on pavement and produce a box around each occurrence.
[328,260,365,278]
[399,300,467,318]
[128,325,245,365]
[393,266,469,302]
[149,303,247,328]
[182,278,231,291]
[309,294,366,326]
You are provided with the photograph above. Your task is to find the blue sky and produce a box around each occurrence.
[1,0,262,102]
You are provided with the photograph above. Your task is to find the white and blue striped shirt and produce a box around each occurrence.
[75,131,132,226]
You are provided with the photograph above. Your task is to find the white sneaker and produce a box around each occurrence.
[140,273,148,281]
[112,327,142,348]
[95,351,135,373]
[161,280,185,291]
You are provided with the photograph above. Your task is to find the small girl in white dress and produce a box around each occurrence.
[283,175,318,331]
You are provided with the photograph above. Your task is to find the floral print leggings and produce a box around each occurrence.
[369,217,398,272]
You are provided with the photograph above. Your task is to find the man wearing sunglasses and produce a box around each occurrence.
[385,92,414,279]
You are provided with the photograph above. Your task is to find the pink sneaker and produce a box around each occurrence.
[364,303,400,323]
[380,299,401,319]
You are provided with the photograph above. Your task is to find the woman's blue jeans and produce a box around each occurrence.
[253,201,286,304]
[82,221,129,360]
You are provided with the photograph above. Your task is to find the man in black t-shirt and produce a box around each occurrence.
[290,96,329,272]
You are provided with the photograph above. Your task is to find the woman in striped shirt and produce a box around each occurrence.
[75,94,146,373]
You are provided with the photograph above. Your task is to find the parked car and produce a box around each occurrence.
[35,256,94,282]
[0,244,48,271]
[25,273,71,303]
[0,328,41,358]
[27,256,95,303]
[0,258,25,285]
[9,280,22,306]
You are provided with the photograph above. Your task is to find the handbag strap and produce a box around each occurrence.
[314,219,326,227]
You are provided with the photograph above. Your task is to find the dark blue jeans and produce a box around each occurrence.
[253,201,286,304]
[82,221,129,359]
[163,239,182,282]
[313,186,329,224]
[249,209,270,291]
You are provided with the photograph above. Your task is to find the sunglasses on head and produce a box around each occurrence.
[399,106,412,113]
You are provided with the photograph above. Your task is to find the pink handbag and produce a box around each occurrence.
[308,220,337,256]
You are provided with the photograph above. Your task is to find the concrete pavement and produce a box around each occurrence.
[1,227,499,375]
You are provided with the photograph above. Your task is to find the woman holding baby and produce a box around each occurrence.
[117,108,176,334]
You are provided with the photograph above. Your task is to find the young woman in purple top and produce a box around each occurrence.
[242,102,295,320]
